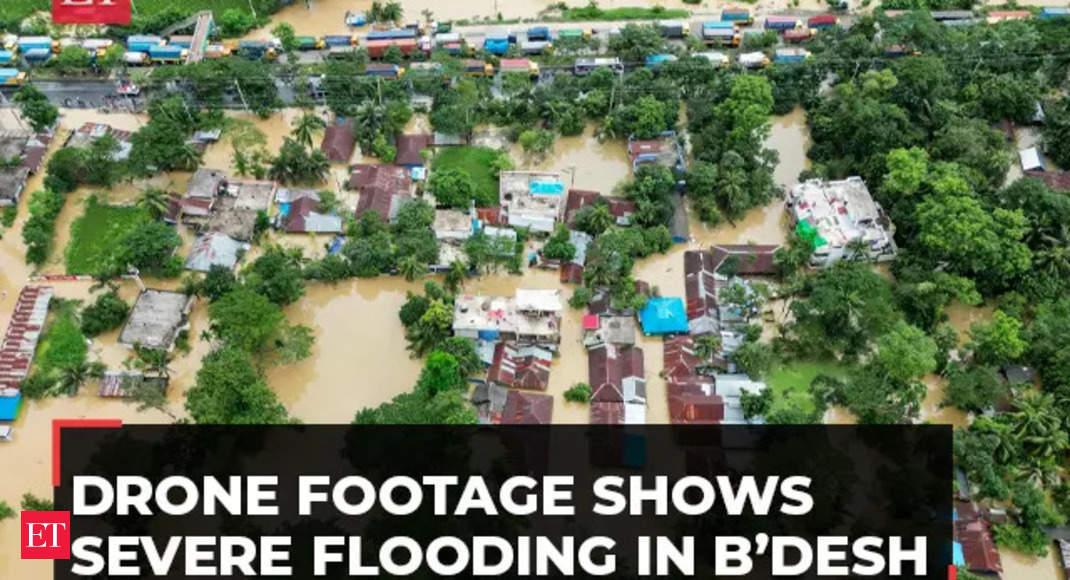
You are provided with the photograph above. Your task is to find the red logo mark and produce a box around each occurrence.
[52,0,131,25]
[21,511,71,560]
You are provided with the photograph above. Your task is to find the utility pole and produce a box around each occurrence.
[376,76,382,105]
[233,79,249,112]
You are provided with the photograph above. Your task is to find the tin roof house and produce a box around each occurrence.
[350,164,413,223]
[487,343,553,391]
[588,343,646,425]
[628,131,686,173]
[118,290,193,351]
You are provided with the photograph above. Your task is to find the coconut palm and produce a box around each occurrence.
[291,111,326,151]
[137,186,171,220]
[174,143,203,171]
[1035,223,1070,279]
[694,335,722,361]
[845,238,870,262]
[444,260,468,293]
[398,254,425,282]
[52,361,106,397]
[575,204,614,236]
[1011,392,1068,459]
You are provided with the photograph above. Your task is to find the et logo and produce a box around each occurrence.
[20,511,70,560]
[52,0,131,25]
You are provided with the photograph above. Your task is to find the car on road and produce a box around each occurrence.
[117,81,140,96]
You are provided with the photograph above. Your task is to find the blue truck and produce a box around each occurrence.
[1040,7,1070,18]
[527,26,551,41]
[722,9,752,24]
[17,36,55,52]
[324,35,354,47]
[148,44,186,63]
[774,48,810,63]
[0,50,14,65]
[126,35,163,52]
[645,53,677,68]
[22,48,52,64]
[483,37,510,55]
[366,29,417,41]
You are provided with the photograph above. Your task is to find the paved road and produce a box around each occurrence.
[1,79,121,108]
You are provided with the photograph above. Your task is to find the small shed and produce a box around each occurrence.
[639,297,689,335]
[320,120,355,163]
[184,232,245,272]
[0,392,22,421]
[1019,147,1045,172]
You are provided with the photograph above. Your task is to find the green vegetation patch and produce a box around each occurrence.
[431,147,507,207]
[558,4,690,21]
[65,198,150,275]
[33,299,88,379]
[765,359,848,417]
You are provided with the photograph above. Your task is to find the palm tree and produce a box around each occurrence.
[292,111,326,151]
[1011,393,1068,459]
[694,335,722,361]
[444,260,467,293]
[845,238,870,262]
[399,255,425,282]
[1035,223,1070,279]
[52,361,106,397]
[576,204,614,236]
[136,347,173,380]
[137,186,171,220]
[174,143,202,171]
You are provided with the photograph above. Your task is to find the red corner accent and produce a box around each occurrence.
[52,419,122,487]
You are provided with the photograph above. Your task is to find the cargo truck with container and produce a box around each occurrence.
[557,28,591,41]
[345,11,367,27]
[204,45,229,59]
[169,35,193,49]
[366,29,418,41]
[149,44,186,63]
[296,36,326,50]
[722,9,752,24]
[0,68,26,86]
[702,26,740,47]
[520,41,552,55]
[126,35,163,53]
[527,26,551,41]
[18,36,56,53]
[783,29,814,43]
[238,40,277,61]
[807,14,837,29]
[22,48,52,65]
[645,53,677,68]
[764,16,800,31]
[463,59,494,76]
[738,51,769,68]
[574,57,623,75]
[774,47,810,63]
[122,51,149,65]
[696,52,729,67]
[0,51,14,65]
[365,38,419,58]
[364,63,404,79]
[324,35,355,47]
[499,58,539,77]
[658,21,687,38]
[1040,7,1070,18]
[483,36,511,55]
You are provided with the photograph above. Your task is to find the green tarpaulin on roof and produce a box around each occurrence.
[796,220,827,249]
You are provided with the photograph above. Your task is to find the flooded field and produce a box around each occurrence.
[509,126,632,194]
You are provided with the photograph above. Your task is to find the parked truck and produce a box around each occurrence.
[462,59,494,76]
[122,51,149,65]
[1040,7,1070,18]
[557,28,591,41]
[0,50,14,65]
[519,40,552,55]
[738,51,769,68]
[364,63,404,79]
[702,26,740,46]
[658,20,688,38]
[365,38,419,59]
[148,44,186,63]
[499,58,539,77]
[18,36,56,53]
[366,29,418,41]
[774,47,811,63]
[574,57,623,75]
[168,35,193,49]
[764,16,800,31]
[722,9,752,24]
[645,53,678,68]
[0,68,26,86]
[22,48,52,64]
[238,40,277,61]
[783,29,814,43]
[527,26,551,41]
[807,14,838,29]
[696,51,729,67]
[483,37,510,55]
[126,35,163,53]
[295,36,326,50]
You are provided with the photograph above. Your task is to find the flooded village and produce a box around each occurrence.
[1,1,1069,578]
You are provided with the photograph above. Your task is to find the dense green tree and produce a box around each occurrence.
[269,138,330,184]
[245,247,306,306]
[353,389,475,424]
[542,225,576,262]
[414,351,466,396]
[13,85,58,132]
[197,265,238,302]
[572,204,615,237]
[608,24,665,62]
[117,221,182,275]
[788,263,899,357]
[136,187,171,220]
[944,364,1005,413]
[873,321,938,385]
[186,346,290,424]
[291,111,326,150]
[968,310,1026,366]
[209,287,286,357]
[429,168,482,209]
[80,291,129,337]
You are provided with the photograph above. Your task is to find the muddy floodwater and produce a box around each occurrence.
[3,107,1058,579]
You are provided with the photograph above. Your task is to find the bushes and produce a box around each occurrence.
[564,383,592,403]
[80,292,129,337]
[22,190,65,267]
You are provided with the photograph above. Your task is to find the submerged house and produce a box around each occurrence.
[564,189,636,227]
[184,232,246,272]
[65,123,133,160]
[953,500,1003,577]
[500,170,565,234]
[588,343,646,425]
[639,297,689,336]
[395,133,432,167]
[283,195,343,234]
[202,178,277,241]
[787,177,897,267]
[0,132,50,207]
[453,289,563,345]
[0,286,53,394]
[628,131,686,173]
[501,390,554,424]
[166,168,224,225]
[320,119,355,163]
[487,343,552,391]
[668,377,723,424]
[118,290,193,351]
[350,164,413,224]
